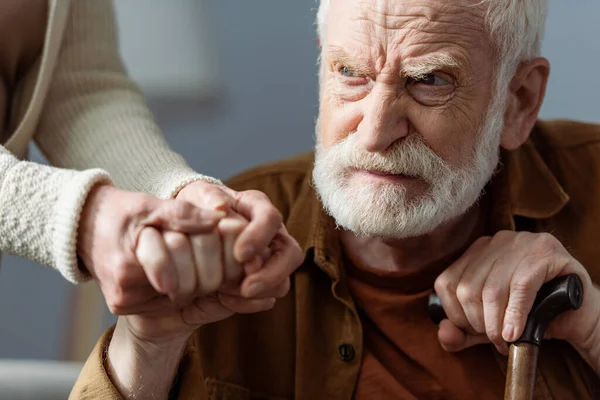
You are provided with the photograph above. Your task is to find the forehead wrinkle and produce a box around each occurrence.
[347,0,487,44]
[328,1,490,82]
[352,1,483,27]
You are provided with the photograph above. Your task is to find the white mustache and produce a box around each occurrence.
[320,134,455,184]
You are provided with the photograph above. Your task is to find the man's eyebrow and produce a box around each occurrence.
[401,53,471,79]
[324,46,471,80]
[325,46,373,75]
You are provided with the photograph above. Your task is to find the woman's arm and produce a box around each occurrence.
[34,0,219,200]
[0,145,111,282]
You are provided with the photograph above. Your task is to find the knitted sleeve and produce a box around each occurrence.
[2,0,220,284]
[34,0,221,200]
[0,146,112,283]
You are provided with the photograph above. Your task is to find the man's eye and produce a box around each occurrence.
[408,74,449,86]
[339,66,356,77]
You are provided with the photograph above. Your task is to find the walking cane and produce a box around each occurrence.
[428,274,583,400]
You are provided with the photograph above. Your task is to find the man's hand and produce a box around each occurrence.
[177,180,303,298]
[433,231,600,360]
[78,184,226,315]
[123,210,296,342]
[106,206,301,399]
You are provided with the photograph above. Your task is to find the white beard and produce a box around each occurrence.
[312,96,506,239]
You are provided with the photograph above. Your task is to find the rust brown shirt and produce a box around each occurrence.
[72,120,600,399]
[344,198,507,400]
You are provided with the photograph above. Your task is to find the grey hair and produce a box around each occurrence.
[316,0,548,92]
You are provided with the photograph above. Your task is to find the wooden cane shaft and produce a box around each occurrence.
[504,343,539,400]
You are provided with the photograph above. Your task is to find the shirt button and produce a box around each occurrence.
[338,344,355,362]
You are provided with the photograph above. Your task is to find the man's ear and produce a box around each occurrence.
[500,57,550,150]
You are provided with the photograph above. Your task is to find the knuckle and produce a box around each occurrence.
[505,303,526,319]
[434,275,455,296]
[206,184,227,195]
[245,189,269,202]
[165,201,194,225]
[163,232,189,252]
[511,275,535,294]
[456,283,479,305]
[266,208,283,226]
[513,231,532,249]
[534,232,559,253]
[290,243,304,265]
[495,230,512,239]
[490,231,514,247]
[473,235,492,247]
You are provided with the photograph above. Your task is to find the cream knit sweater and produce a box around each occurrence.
[0,0,219,284]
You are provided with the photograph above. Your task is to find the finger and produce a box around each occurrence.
[220,277,290,299]
[218,293,276,314]
[243,255,263,276]
[457,234,512,334]
[129,295,180,316]
[190,231,224,295]
[103,284,164,315]
[163,231,197,305]
[434,238,491,333]
[240,230,303,298]
[180,181,234,211]
[502,262,548,342]
[481,246,529,350]
[181,294,234,326]
[243,248,272,276]
[438,319,491,353]
[135,227,178,295]
[229,190,283,263]
[143,199,226,233]
[502,233,573,342]
[218,217,247,284]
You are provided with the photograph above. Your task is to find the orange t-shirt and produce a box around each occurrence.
[346,255,507,400]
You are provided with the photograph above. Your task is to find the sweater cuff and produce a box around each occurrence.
[162,173,224,200]
[0,156,112,283]
[52,169,113,284]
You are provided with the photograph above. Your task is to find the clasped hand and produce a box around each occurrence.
[78,180,303,341]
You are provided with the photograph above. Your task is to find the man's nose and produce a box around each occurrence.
[357,87,409,153]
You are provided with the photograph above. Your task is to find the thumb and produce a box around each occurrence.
[142,198,226,233]
[178,182,234,211]
[438,319,490,352]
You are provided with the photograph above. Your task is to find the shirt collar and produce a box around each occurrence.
[490,121,570,231]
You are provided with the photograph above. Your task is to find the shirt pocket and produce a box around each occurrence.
[205,377,289,400]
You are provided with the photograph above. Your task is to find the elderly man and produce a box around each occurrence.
[72,0,600,398]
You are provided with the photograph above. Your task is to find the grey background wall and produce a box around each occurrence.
[0,0,598,360]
